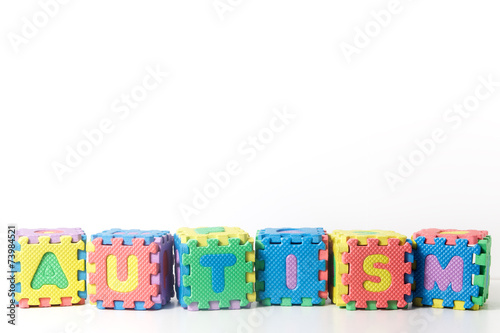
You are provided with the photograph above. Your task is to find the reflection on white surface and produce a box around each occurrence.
[10,280,498,333]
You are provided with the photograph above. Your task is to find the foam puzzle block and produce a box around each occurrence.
[14,228,87,308]
[255,228,328,306]
[88,229,174,310]
[412,228,491,310]
[329,230,413,310]
[174,227,255,310]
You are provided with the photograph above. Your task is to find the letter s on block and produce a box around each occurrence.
[106,255,139,292]
[362,255,391,292]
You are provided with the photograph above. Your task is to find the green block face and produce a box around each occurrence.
[472,235,492,306]
[194,227,226,234]
[182,238,254,310]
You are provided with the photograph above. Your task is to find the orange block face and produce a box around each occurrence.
[88,229,174,310]
[329,230,413,310]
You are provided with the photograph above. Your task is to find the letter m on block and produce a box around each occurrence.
[424,255,464,292]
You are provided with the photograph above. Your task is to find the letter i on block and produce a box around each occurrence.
[174,227,255,310]
[88,229,174,310]
[330,230,414,310]
[255,228,328,306]
[14,228,87,308]
[412,229,491,310]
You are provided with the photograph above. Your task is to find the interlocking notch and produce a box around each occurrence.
[174,226,255,310]
[341,238,413,310]
[412,229,491,310]
[14,228,87,308]
[329,230,412,310]
[88,229,173,310]
[255,228,328,306]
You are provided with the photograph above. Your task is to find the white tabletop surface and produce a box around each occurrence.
[8,280,498,333]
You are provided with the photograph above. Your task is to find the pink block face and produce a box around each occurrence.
[341,238,412,309]
[88,237,160,309]
[412,229,488,245]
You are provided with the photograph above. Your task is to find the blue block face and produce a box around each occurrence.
[413,237,481,309]
[256,228,327,305]
[174,234,190,308]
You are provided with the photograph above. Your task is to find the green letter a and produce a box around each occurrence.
[31,252,68,289]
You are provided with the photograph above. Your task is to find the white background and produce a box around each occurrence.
[1,1,499,332]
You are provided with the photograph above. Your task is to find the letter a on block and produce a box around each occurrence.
[31,252,69,289]
[106,255,139,292]
[200,254,237,293]
[362,254,391,292]
[424,255,463,292]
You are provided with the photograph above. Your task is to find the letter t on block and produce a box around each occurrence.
[174,227,255,310]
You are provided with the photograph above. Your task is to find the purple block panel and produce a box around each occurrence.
[16,228,85,243]
[151,234,175,305]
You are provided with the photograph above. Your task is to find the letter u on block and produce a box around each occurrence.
[106,255,139,292]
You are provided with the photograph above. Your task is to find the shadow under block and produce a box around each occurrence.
[14,228,87,308]
[174,227,255,310]
[412,228,491,310]
[88,229,174,310]
[255,228,328,306]
[329,230,413,310]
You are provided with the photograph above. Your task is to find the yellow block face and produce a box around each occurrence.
[329,230,407,307]
[176,226,252,246]
[86,241,96,305]
[15,236,86,306]
[106,255,139,293]
[439,231,469,235]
